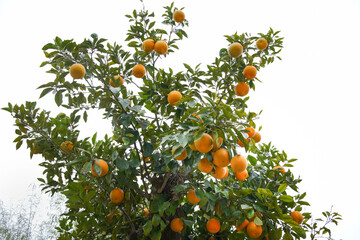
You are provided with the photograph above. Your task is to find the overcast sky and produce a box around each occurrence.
[1,0,359,238]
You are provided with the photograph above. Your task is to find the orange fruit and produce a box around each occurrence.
[61,141,73,153]
[256,38,268,50]
[238,138,250,148]
[142,39,155,53]
[173,10,185,23]
[110,75,124,87]
[168,90,182,106]
[243,65,257,80]
[170,218,183,232]
[206,218,221,234]
[245,127,256,138]
[110,188,124,204]
[154,40,168,55]
[198,158,214,173]
[290,211,303,224]
[143,208,150,217]
[31,143,39,154]
[194,133,214,153]
[69,63,86,79]
[229,42,243,58]
[172,147,187,161]
[231,155,247,172]
[253,132,261,143]
[187,189,200,204]
[236,219,249,230]
[189,142,197,151]
[247,222,262,238]
[132,64,146,78]
[212,148,230,167]
[235,82,250,97]
[91,159,109,177]
[211,166,227,179]
[145,157,150,162]
[235,169,248,181]
[218,167,229,179]
[210,134,223,151]
[273,166,285,174]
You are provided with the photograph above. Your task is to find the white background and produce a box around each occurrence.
[1,0,359,238]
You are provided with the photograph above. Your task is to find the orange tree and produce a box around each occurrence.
[3,3,341,240]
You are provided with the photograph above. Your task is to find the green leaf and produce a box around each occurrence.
[254,217,263,226]
[280,195,293,202]
[81,162,92,174]
[171,184,187,193]
[159,201,170,217]
[83,111,88,122]
[278,184,287,192]
[269,228,282,240]
[247,155,257,165]
[143,220,152,236]
[150,231,161,240]
[55,91,63,106]
[118,98,131,109]
[39,88,53,98]
[143,142,154,157]
[152,214,161,227]
[116,158,129,170]
[120,113,133,127]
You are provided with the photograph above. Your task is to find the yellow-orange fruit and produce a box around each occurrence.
[243,65,257,80]
[212,148,230,167]
[211,166,227,179]
[235,169,248,181]
[110,188,124,204]
[143,208,150,217]
[170,218,184,232]
[253,132,261,143]
[247,222,262,238]
[229,42,243,58]
[194,133,214,153]
[110,75,124,87]
[187,189,200,204]
[218,167,229,179]
[132,64,146,78]
[273,166,285,174]
[231,155,247,172]
[238,138,250,148]
[206,218,221,234]
[91,159,109,177]
[70,63,86,79]
[142,39,155,53]
[210,134,223,151]
[154,40,168,55]
[236,219,249,230]
[189,142,197,151]
[290,211,303,224]
[173,10,185,23]
[235,82,250,97]
[168,90,182,106]
[198,158,214,173]
[60,141,73,154]
[256,38,268,50]
[172,147,187,161]
[245,127,256,138]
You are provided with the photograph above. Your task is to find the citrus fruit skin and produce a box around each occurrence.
[290,211,304,224]
[110,188,124,204]
[170,218,183,232]
[245,127,256,138]
[187,189,200,204]
[173,10,185,23]
[256,38,268,50]
[253,132,261,143]
[229,42,243,58]
[198,158,214,173]
[235,169,248,181]
[273,166,285,174]
[231,155,247,172]
[172,147,187,161]
[168,90,182,106]
[211,166,227,179]
[235,82,250,96]
[212,148,230,167]
[194,133,214,153]
[61,141,73,153]
[247,222,262,238]
[132,64,146,78]
[235,219,249,230]
[142,39,155,53]
[91,159,109,177]
[243,65,257,80]
[70,63,86,79]
[110,75,124,87]
[154,40,168,55]
[206,218,221,234]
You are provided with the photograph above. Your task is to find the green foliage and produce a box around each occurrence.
[3,2,341,240]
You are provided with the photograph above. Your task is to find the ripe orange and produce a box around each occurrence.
[187,189,200,204]
[236,219,249,230]
[145,157,150,162]
[154,40,168,55]
[198,158,214,173]
[70,63,86,79]
[245,127,256,138]
[132,64,146,78]
[235,82,250,97]
[247,222,262,238]
[170,218,183,232]
[212,148,230,167]
[61,141,73,153]
[273,166,285,174]
[206,218,221,234]
[211,166,227,179]
[173,10,185,23]
[172,147,187,161]
[143,208,150,217]
[290,211,303,224]
[194,133,214,153]
[210,134,223,151]
[256,38,268,50]
[168,90,182,106]
[91,159,109,177]
[235,169,248,181]
[231,155,247,172]
[142,39,155,53]
[243,65,257,80]
[218,167,229,179]
[110,75,124,87]
[229,42,243,58]
[189,142,197,151]
[253,132,261,143]
[238,138,250,148]
[110,188,124,204]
